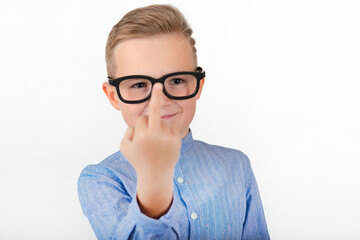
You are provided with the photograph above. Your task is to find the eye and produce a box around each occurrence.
[170,78,185,85]
[131,82,148,88]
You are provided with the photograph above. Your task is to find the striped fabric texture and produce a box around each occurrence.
[78,130,270,240]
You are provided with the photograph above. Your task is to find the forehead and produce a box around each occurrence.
[113,33,195,78]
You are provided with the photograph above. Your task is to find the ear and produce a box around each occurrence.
[102,82,121,110]
[196,78,205,100]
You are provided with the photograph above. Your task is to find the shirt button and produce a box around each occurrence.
[177,177,184,184]
[191,212,197,220]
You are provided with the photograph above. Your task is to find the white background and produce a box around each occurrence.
[0,0,359,239]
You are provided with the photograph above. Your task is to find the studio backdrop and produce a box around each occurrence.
[0,0,359,239]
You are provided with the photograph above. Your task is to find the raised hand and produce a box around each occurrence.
[120,83,181,218]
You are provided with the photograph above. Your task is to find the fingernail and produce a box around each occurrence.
[153,83,162,90]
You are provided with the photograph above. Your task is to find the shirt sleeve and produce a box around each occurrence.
[241,155,271,240]
[77,164,186,240]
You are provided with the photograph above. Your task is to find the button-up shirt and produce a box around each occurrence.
[77,130,270,239]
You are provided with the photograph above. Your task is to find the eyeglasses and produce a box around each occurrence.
[108,67,206,104]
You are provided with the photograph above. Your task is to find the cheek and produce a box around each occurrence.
[120,103,147,127]
[179,99,197,120]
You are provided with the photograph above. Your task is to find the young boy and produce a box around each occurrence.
[78,4,270,240]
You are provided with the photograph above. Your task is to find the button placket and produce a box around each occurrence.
[174,161,200,237]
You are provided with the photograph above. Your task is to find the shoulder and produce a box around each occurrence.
[79,150,134,176]
[193,139,250,162]
[191,139,252,172]
[77,151,137,216]
[77,150,136,195]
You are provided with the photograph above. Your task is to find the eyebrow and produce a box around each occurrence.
[109,67,202,80]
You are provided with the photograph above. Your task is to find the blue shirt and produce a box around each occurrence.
[77,130,270,239]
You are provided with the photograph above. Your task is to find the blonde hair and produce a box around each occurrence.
[105,4,197,78]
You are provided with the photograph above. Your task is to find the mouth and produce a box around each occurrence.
[161,113,177,119]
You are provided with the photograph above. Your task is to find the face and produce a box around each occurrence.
[102,33,205,139]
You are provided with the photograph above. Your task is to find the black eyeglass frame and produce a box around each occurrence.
[107,67,206,104]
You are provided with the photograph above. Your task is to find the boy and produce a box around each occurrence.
[78,4,270,240]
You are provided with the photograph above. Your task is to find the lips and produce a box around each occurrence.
[161,113,177,119]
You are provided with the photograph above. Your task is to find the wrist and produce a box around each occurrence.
[137,166,175,182]
[136,180,174,219]
[137,173,173,194]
